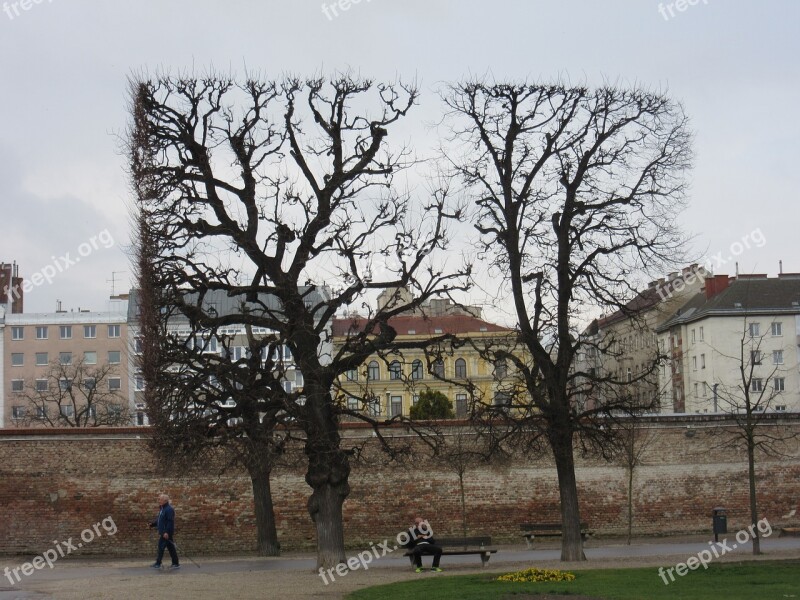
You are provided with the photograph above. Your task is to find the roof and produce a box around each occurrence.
[127,286,329,324]
[656,276,800,332]
[333,314,512,337]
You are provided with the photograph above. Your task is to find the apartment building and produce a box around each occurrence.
[576,265,707,412]
[656,274,800,413]
[126,287,332,425]
[2,297,130,427]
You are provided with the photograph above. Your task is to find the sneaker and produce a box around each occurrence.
[415,567,425,573]
[150,563,162,569]
[170,564,181,570]
[432,567,443,572]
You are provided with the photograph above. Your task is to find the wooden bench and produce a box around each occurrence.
[404,536,497,567]
[520,523,593,548]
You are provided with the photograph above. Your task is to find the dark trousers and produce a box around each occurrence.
[411,543,442,568]
[156,535,179,566]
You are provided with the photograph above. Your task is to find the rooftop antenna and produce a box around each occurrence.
[107,271,127,296]
[779,260,783,274]
[735,262,739,276]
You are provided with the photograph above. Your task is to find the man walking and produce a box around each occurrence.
[149,493,180,569]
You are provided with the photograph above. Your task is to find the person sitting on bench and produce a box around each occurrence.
[406,516,443,573]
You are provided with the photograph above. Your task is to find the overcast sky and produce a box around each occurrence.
[1,0,797,317]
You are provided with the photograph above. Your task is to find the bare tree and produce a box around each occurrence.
[442,79,692,560]
[616,419,656,544]
[16,358,129,427]
[711,317,798,555]
[128,74,468,568]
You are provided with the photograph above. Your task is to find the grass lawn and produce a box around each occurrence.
[346,561,800,599]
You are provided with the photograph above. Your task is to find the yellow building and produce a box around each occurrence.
[332,312,520,418]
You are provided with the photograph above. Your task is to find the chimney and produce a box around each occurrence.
[705,274,731,299]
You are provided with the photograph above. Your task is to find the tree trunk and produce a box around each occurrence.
[627,464,634,545]
[459,470,467,539]
[305,391,351,570]
[747,433,760,555]
[248,462,281,556]
[549,427,586,562]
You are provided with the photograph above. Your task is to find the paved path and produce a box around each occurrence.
[2,535,799,599]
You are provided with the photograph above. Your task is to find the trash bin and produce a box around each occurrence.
[712,507,727,541]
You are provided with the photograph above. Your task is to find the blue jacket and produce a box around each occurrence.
[153,503,175,536]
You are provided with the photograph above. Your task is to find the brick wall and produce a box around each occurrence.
[0,417,798,556]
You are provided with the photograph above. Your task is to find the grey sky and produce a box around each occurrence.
[1,0,797,316]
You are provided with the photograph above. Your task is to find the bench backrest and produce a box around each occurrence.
[436,536,492,548]
[519,523,588,531]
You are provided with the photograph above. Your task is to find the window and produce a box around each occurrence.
[84,378,96,391]
[627,367,632,383]
[493,358,507,379]
[11,353,24,367]
[84,325,96,339]
[60,405,74,418]
[692,356,697,371]
[411,360,424,380]
[60,325,72,339]
[12,406,27,419]
[346,396,360,412]
[412,394,419,406]
[432,360,445,378]
[389,360,402,380]
[11,326,23,340]
[454,358,467,378]
[748,322,760,337]
[773,350,784,365]
[108,377,122,391]
[84,351,97,365]
[751,378,763,393]
[771,322,782,336]
[691,329,696,343]
[699,327,704,341]
[59,352,72,366]
[135,374,145,391]
[367,361,380,381]
[35,407,47,420]
[108,324,121,338]
[774,377,785,392]
[456,393,468,418]
[775,405,787,412]
[59,379,72,391]
[36,352,49,366]
[750,351,762,366]
[107,404,122,418]
[86,406,97,419]
[390,396,402,417]
[702,383,708,398]
[134,338,143,354]
[35,379,49,392]
[493,391,512,408]
[700,354,706,369]
[11,380,24,392]
[36,326,48,339]
[108,351,121,364]
[694,383,699,397]
[345,368,358,381]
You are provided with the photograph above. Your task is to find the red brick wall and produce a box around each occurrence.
[0,418,797,556]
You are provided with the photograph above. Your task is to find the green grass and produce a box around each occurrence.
[346,561,800,600]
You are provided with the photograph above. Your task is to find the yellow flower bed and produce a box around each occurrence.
[496,567,576,583]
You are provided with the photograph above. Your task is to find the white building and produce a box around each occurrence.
[656,274,800,414]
